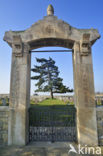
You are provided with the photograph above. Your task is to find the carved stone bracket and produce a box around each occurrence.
[12,35,23,57]
[24,43,30,53]
[80,33,91,56]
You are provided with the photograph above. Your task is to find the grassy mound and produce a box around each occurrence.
[31,98,74,106]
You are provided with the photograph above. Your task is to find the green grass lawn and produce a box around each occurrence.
[38,98,68,105]
[30,98,74,106]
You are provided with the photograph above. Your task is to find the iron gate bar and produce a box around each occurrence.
[29,105,77,142]
[30,50,72,53]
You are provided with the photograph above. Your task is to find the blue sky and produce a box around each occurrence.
[0,0,103,95]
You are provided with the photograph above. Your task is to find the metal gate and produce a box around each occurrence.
[29,105,76,142]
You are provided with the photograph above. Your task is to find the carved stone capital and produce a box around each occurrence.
[80,34,91,56]
[12,35,23,57]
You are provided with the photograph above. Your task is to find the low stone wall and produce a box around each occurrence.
[96,106,103,145]
[0,94,9,99]
[0,106,9,146]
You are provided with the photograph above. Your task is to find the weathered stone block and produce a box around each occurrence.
[0,107,9,145]
[3,123,8,130]
[0,121,3,128]
[0,133,2,137]
[2,134,8,143]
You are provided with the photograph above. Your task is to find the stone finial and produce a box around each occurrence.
[47,4,54,16]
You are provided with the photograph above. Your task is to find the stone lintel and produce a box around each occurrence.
[3,16,100,50]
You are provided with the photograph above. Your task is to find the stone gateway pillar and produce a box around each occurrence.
[73,34,98,145]
[8,36,31,145]
[4,5,100,146]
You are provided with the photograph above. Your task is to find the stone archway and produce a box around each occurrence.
[4,5,100,146]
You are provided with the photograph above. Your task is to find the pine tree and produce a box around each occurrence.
[31,57,73,99]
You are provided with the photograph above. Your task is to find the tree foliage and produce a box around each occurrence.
[31,57,73,98]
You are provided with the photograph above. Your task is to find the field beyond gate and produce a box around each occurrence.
[29,104,76,142]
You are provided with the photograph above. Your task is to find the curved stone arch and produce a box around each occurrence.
[4,5,100,146]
